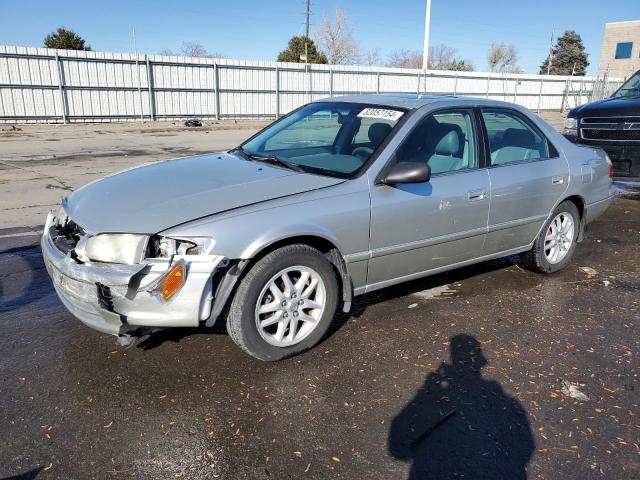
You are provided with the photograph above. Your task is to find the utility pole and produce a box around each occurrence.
[304,0,310,64]
[422,0,432,69]
[546,27,554,75]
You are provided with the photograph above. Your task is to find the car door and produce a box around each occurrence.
[480,108,569,255]
[366,108,490,291]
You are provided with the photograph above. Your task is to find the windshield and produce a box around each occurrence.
[613,71,640,98]
[241,102,405,177]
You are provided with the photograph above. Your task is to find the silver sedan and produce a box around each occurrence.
[42,95,614,360]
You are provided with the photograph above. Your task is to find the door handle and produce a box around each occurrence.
[467,189,486,201]
[552,176,564,185]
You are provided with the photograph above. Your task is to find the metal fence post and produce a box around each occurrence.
[537,77,544,113]
[54,52,69,124]
[214,63,220,120]
[416,70,421,95]
[578,77,584,105]
[513,76,518,104]
[453,72,458,95]
[275,64,280,119]
[134,54,144,121]
[145,56,155,121]
[486,75,490,98]
[560,77,570,113]
[329,66,333,97]
[376,70,380,94]
[306,64,311,103]
[602,72,609,99]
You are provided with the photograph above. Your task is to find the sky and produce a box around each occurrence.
[1,0,639,75]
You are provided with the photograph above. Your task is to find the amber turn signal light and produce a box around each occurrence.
[152,259,186,301]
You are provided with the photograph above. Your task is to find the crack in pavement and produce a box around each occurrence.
[0,159,74,192]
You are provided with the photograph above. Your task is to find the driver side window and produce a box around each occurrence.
[396,109,478,174]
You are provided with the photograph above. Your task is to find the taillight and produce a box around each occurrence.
[604,153,614,178]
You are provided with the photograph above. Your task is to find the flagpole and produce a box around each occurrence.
[546,27,554,75]
[422,0,432,70]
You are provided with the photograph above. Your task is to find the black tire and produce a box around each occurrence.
[226,244,339,361]
[520,200,580,274]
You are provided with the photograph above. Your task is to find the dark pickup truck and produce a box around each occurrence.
[564,70,640,178]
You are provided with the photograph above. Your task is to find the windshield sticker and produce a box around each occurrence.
[357,108,404,121]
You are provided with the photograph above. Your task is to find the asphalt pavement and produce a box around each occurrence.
[0,119,639,480]
[0,195,638,479]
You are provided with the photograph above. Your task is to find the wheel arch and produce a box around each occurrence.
[245,234,354,313]
[205,233,354,327]
[560,194,586,241]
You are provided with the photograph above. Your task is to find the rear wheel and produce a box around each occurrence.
[226,244,338,361]
[520,201,580,273]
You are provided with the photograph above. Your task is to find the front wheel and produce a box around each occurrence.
[520,200,580,273]
[226,244,338,361]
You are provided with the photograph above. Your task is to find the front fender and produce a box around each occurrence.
[238,224,343,259]
[161,180,371,261]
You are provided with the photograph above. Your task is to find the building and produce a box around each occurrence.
[598,20,640,80]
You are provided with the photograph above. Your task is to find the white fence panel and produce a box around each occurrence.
[0,45,625,123]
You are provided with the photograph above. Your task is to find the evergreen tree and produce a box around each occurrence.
[539,30,588,75]
[277,36,327,64]
[44,28,91,51]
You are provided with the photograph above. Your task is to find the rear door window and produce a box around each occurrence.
[481,109,553,165]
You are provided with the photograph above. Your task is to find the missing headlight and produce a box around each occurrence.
[146,236,200,258]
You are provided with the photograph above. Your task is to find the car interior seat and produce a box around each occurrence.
[426,124,466,174]
[492,127,542,164]
[368,122,392,148]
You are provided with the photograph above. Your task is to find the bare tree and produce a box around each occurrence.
[387,45,473,71]
[428,45,456,69]
[160,42,224,58]
[386,49,423,69]
[428,45,474,71]
[315,8,360,65]
[488,43,520,73]
[360,48,382,67]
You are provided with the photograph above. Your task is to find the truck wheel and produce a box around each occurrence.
[520,200,580,274]
[226,244,338,361]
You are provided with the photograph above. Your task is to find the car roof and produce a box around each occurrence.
[313,94,520,110]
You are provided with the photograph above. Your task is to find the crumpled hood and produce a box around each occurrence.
[64,153,344,234]
[570,96,640,117]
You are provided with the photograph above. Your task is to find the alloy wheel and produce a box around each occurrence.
[254,266,326,347]
[544,212,575,264]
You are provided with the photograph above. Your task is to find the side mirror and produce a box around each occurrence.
[381,162,431,185]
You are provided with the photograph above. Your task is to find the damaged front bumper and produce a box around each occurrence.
[41,222,227,338]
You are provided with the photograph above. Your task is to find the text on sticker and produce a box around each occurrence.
[357,108,404,121]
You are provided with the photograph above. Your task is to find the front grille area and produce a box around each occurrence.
[49,217,85,254]
[581,129,640,141]
[582,116,640,124]
[96,283,115,311]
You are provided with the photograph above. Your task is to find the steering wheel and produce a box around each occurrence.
[352,146,374,160]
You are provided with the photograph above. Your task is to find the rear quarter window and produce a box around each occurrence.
[481,109,557,165]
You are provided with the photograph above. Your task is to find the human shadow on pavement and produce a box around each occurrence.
[0,466,43,480]
[388,334,534,480]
